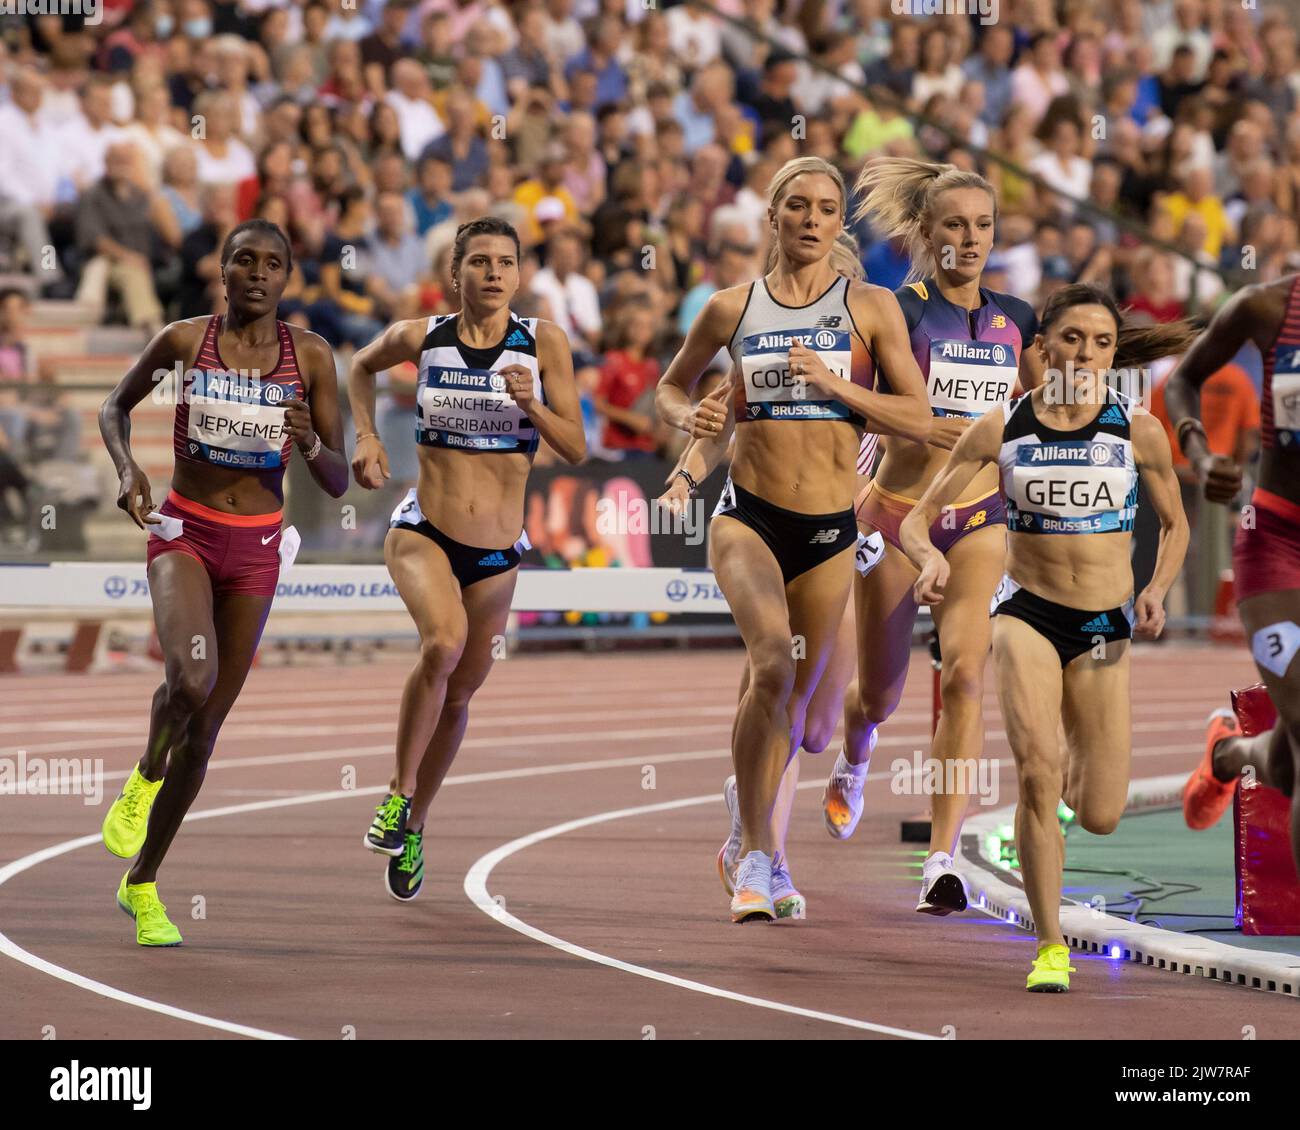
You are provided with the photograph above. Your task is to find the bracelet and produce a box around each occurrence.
[302,433,322,462]
[1175,417,1207,452]
[674,468,699,495]
[354,432,380,442]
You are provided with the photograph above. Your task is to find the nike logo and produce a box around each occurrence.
[261,532,280,545]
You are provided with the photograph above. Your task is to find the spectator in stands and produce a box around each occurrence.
[385,57,443,161]
[530,227,601,353]
[1029,110,1092,218]
[1161,163,1233,260]
[594,305,661,459]
[1010,31,1069,127]
[514,143,580,244]
[1244,19,1297,136]
[1127,247,1186,323]
[360,0,415,94]
[366,190,430,323]
[862,18,918,101]
[962,23,1015,130]
[192,90,256,185]
[74,142,165,335]
[407,154,454,236]
[175,181,237,318]
[913,25,964,107]
[418,86,489,192]
[120,81,187,188]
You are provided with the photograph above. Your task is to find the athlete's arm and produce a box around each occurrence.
[287,330,349,498]
[511,320,586,465]
[99,319,202,529]
[805,283,931,444]
[1131,412,1190,641]
[656,288,745,436]
[347,317,425,489]
[1163,285,1277,503]
[660,393,735,512]
[899,408,1003,605]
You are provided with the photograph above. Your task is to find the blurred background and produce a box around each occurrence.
[0,0,1297,632]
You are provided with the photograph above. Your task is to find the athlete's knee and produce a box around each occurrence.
[802,713,836,753]
[1018,760,1062,814]
[1073,801,1123,836]
[748,642,796,705]
[854,680,899,727]
[163,662,217,715]
[417,628,466,677]
[939,653,985,709]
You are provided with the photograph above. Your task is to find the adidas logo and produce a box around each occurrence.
[478,551,510,567]
[1081,613,1113,633]
[1099,405,1125,425]
[505,329,529,347]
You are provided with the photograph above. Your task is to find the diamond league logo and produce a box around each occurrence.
[104,575,127,599]
[666,579,688,603]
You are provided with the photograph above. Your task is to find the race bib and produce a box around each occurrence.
[1272,369,1300,447]
[1251,620,1300,678]
[927,340,1016,417]
[737,328,852,422]
[417,365,537,451]
[855,530,885,577]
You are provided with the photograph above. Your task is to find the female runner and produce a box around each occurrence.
[349,217,584,900]
[901,283,1191,989]
[656,156,932,922]
[1168,273,1300,870]
[824,158,1044,916]
[99,219,348,945]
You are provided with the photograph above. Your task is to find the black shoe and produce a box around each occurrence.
[385,829,424,902]
[364,793,411,856]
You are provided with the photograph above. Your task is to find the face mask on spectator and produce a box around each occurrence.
[156,15,175,36]
[184,17,213,38]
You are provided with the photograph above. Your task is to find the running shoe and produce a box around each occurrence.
[1026,942,1076,992]
[716,775,742,895]
[115,871,182,947]
[771,852,806,919]
[1183,708,1240,831]
[385,829,424,902]
[102,765,164,858]
[730,850,775,923]
[365,793,412,856]
[916,851,968,915]
[822,730,877,840]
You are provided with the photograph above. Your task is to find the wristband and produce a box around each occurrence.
[674,468,699,495]
[302,433,322,461]
[1175,417,1207,453]
[355,432,380,442]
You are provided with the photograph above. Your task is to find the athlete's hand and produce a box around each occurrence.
[787,341,837,396]
[281,396,316,451]
[1133,589,1166,641]
[927,415,972,450]
[682,379,731,438]
[1194,452,1243,506]
[912,551,949,606]
[352,434,390,490]
[498,364,536,412]
[656,474,692,516]
[117,463,159,530]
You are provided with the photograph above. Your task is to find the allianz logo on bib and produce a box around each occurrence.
[937,341,1008,365]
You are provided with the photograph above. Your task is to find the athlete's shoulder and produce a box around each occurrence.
[531,318,568,354]
[847,279,904,313]
[888,280,927,329]
[285,323,334,372]
[704,281,754,319]
[986,289,1039,338]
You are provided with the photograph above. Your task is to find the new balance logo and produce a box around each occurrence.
[809,528,841,544]
[814,315,842,328]
[1098,405,1125,426]
[505,330,529,348]
[478,551,510,567]
[1081,613,1113,634]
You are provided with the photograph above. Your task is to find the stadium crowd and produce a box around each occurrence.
[0,0,1296,568]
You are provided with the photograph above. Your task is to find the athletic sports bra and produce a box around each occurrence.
[728,276,876,425]
[999,389,1138,535]
[896,279,1037,418]
[174,315,304,470]
[1261,274,1300,453]
[416,312,544,453]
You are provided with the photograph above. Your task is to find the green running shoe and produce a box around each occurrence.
[364,793,411,856]
[385,829,424,902]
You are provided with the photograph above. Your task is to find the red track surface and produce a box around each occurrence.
[2,644,1297,1039]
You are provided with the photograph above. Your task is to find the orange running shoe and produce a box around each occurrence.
[729,851,775,923]
[1183,708,1240,831]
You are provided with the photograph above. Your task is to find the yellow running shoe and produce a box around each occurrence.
[116,871,183,947]
[1026,942,1075,992]
[102,766,164,858]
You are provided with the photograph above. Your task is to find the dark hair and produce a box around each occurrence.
[220,220,294,274]
[1039,283,1198,369]
[0,286,31,306]
[451,216,522,277]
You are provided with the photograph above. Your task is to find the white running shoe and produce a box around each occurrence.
[770,852,806,920]
[730,851,775,923]
[916,851,968,915]
[822,731,877,840]
[716,775,742,895]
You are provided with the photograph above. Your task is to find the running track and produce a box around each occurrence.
[2,645,1297,1040]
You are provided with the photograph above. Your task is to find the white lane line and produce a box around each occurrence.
[463,777,939,1040]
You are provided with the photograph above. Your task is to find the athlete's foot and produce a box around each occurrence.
[101,765,165,858]
[729,851,775,923]
[770,852,806,919]
[115,871,182,946]
[915,851,968,914]
[385,828,424,902]
[1026,942,1075,992]
[716,775,742,895]
[823,731,876,840]
[1183,708,1241,831]
[365,793,412,856]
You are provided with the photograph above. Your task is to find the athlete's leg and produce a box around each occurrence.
[992,616,1066,948]
[130,588,274,884]
[1059,639,1132,838]
[138,552,219,782]
[927,525,1003,855]
[843,542,918,766]
[385,527,469,797]
[1236,591,1300,870]
[408,568,519,831]
[709,517,794,858]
